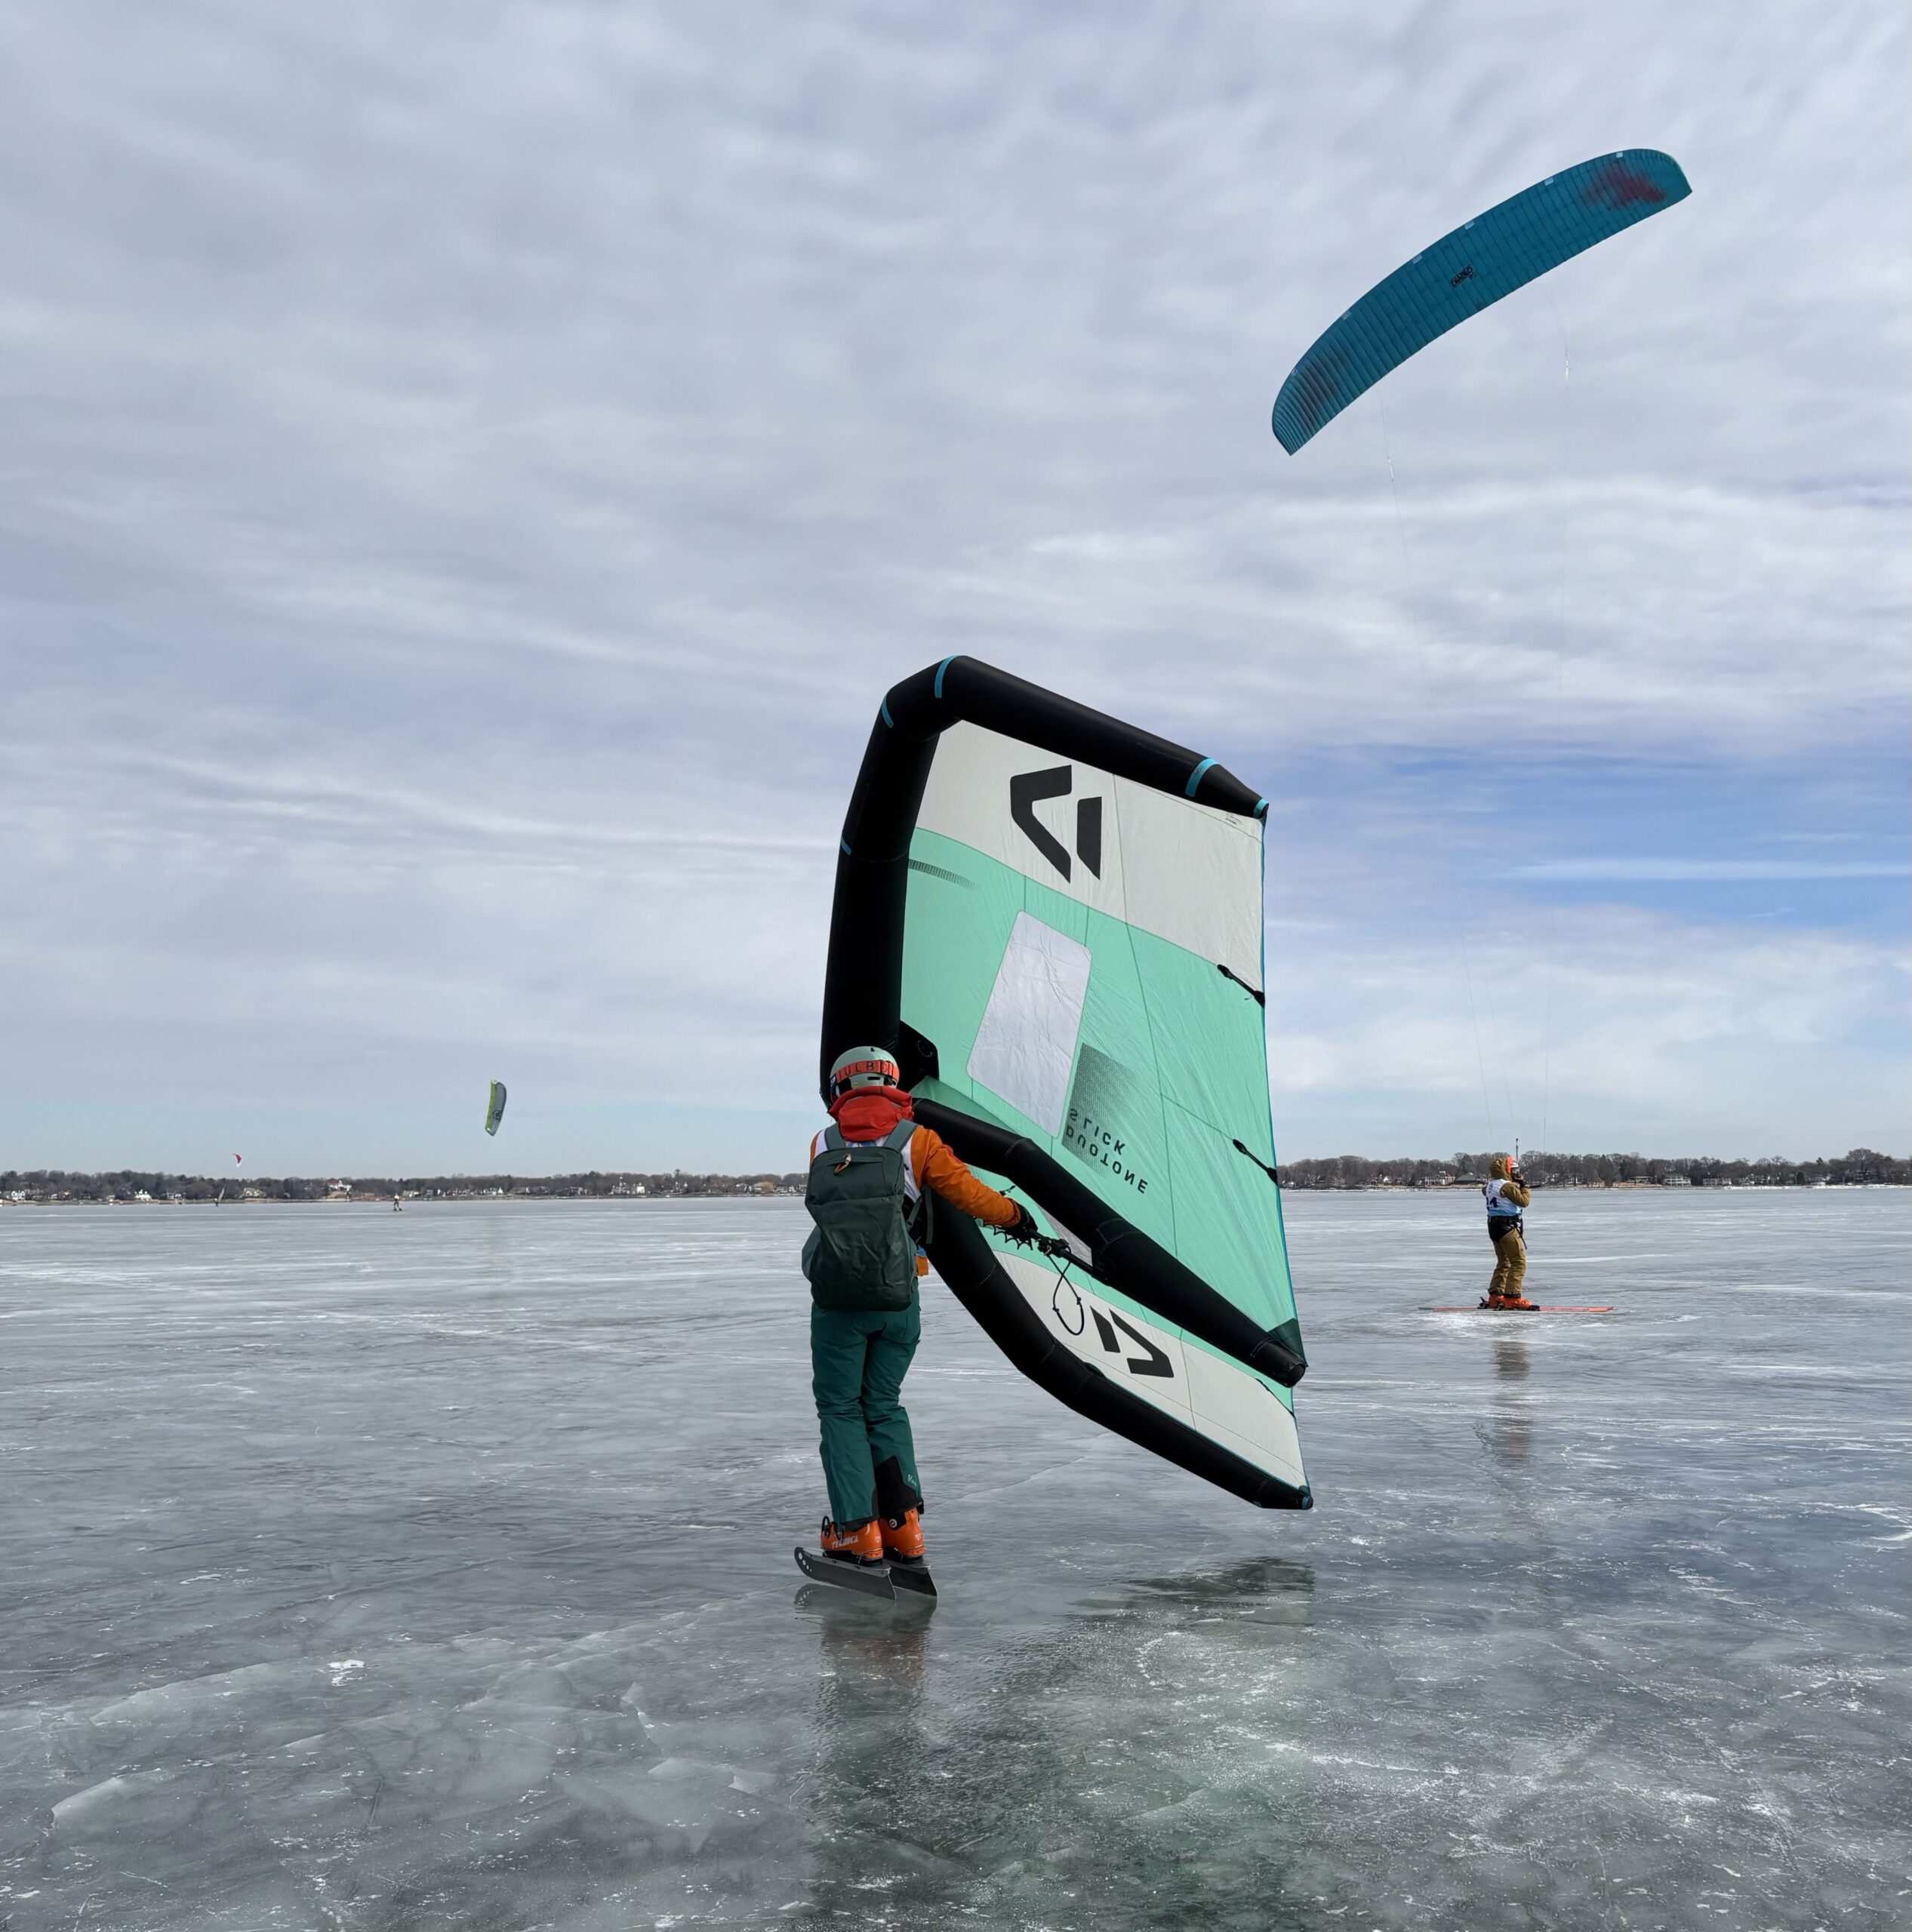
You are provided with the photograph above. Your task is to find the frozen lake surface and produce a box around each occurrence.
[2,1189,1906,1930]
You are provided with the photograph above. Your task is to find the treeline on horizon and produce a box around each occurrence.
[1274,1148,1908,1189]
[5,1148,1907,1202]
[0,1170,805,1202]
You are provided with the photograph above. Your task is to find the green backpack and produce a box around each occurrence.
[802,1121,925,1312]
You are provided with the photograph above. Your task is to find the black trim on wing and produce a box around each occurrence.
[1233,1139,1280,1185]
[927,1209,1310,1512]
[820,657,1264,1102]
[1218,962,1266,1007]
[917,1097,1306,1388]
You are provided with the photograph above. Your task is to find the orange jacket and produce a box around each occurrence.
[907,1125,1022,1229]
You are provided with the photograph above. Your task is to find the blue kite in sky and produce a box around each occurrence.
[1273,149,1692,454]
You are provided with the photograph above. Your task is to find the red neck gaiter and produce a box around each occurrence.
[829,1088,916,1142]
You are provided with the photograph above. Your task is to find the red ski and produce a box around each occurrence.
[1418,1304,1615,1314]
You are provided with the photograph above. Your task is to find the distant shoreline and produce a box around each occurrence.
[5,1148,1904,1205]
[5,1179,1905,1208]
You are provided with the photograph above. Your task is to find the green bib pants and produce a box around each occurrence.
[803,1119,928,1527]
[810,1298,923,1527]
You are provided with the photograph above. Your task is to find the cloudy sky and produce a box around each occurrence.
[2,2,1905,1175]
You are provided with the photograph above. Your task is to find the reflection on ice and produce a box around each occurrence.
[0,1190,1906,1929]
[1486,1331,1535,1463]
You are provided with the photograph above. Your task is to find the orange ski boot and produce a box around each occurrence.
[819,1517,884,1565]
[880,1506,926,1567]
[1500,1294,1540,1311]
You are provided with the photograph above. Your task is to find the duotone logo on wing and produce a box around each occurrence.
[1010,766,1101,881]
[1042,1272,1172,1380]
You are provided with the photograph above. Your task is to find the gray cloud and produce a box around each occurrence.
[0,2,1904,1168]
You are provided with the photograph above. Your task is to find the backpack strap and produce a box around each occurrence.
[882,1121,928,1239]
[816,1120,913,1161]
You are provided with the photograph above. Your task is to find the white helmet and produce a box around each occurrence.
[829,1045,902,1098]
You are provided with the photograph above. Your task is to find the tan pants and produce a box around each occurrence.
[1489,1226,1527,1300]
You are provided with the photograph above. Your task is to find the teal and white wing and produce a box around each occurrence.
[821,660,1309,1509]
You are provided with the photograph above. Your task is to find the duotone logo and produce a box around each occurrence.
[1010,766,1101,881]
[1049,1276,1171,1379]
[1093,1305,1172,1378]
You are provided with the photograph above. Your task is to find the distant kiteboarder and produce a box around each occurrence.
[1481,1156,1537,1311]
[797,1044,1036,1595]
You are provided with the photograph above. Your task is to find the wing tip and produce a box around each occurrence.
[1270,398,1310,454]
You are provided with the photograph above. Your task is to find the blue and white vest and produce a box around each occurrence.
[1484,1177,1524,1235]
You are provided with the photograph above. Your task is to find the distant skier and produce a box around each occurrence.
[1481,1155,1536,1311]
[803,1045,1035,1572]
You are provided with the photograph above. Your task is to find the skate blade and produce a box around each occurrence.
[793,1546,896,1600]
[886,1561,938,1599]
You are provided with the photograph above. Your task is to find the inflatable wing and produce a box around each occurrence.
[821,658,1310,1509]
[485,1081,506,1137]
[1273,149,1691,454]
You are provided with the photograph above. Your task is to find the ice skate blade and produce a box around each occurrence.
[793,1546,895,1600]
[885,1560,938,1599]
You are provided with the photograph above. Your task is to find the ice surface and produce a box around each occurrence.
[1,1189,1905,1930]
